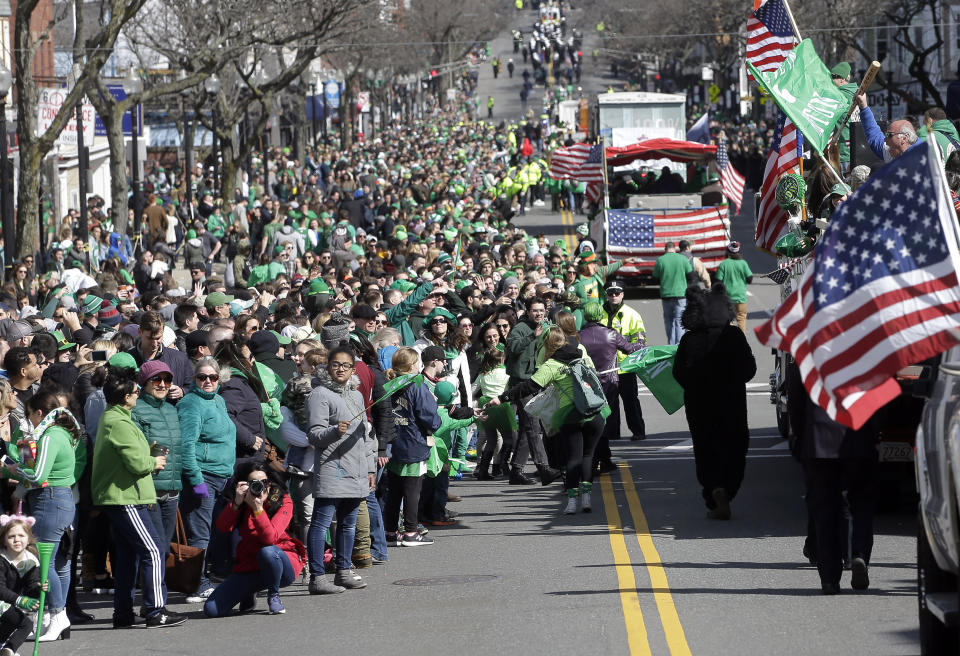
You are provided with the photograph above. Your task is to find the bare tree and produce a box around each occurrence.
[398,0,505,106]
[14,0,152,258]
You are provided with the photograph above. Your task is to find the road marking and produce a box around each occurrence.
[599,473,652,656]
[661,439,693,452]
[617,462,693,656]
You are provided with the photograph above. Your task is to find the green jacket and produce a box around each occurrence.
[92,405,157,506]
[176,385,237,486]
[505,319,540,384]
[715,258,754,304]
[919,119,960,162]
[11,425,80,489]
[572,261,623,303]
[132,394,183,492]
[387,281,434,346]
[652,252,693,299]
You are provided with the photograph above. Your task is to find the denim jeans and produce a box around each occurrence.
[203,546,295,617]
[662,297,687,346]
[26,486,75,612]
[366,486,387,561]
[307,498,360,575]
[179,472,228,592]
[103,505,166,619]
[148,492,180,559]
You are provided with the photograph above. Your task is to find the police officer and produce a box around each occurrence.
[601,281,647,443]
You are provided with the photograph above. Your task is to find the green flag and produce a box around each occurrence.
[382,372,422,397]
[748,39,848,155]
[619,345,685,415]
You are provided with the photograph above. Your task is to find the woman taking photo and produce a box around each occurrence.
[91,367,186,629]
[177,356,237,604]
[304,347,376,594]
[383,348,441,547]
[488,326,605,515]
[3,391,85,641]
[203,462,305,617]
[131,361,182,557]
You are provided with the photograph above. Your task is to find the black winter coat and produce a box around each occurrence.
[785,362,881,460]
[673,323,756,443]
[220,374,268,464]
[0,553,41,606]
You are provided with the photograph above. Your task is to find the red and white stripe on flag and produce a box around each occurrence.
[745,0,797,82]
[755,118,800,252]
[548,143,592,180]
[608,207,730,274]
[755,139,960,429]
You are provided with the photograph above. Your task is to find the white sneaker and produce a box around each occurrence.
[185,587,213,603]
[563,497,578,515]
[581,491,592,513]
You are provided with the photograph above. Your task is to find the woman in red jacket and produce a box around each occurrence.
[203,463,305,617]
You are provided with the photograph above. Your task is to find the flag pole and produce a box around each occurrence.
[599,135,610,259]
[781,0,803,43]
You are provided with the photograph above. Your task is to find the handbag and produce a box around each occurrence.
[165,509,205,594]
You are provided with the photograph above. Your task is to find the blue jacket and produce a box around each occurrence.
[861,106,924,161]
[389,380,441,464]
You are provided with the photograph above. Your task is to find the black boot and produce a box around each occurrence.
[536,464,562,486]
[509,466,535,485]
[473,454,494,481]
[66,586,94,625]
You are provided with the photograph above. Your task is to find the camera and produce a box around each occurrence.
[248,479,266,496]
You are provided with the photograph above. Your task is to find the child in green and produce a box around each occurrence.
[420,381,477,526]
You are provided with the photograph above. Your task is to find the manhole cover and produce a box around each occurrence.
[393,574,499,586]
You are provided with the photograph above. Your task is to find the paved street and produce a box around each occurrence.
[41,7,920,656]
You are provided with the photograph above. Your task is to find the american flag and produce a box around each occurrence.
[606,207,730,275]
[578,144,606,207]
[755,140,960,430]
[755,114,803,252]
[549,143,593,180]
[745,0,797,82]
[717,139,745,214]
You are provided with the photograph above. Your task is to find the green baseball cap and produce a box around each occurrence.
[204,291,235,309]
[308,278,331,296]
[269,330,292,345]
[108,352,139,372]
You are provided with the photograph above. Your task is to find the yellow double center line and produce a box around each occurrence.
[559,207,576,254]
[600,463,692,656]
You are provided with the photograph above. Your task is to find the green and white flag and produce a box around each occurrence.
[748,39,848,155]
[619,345,684,415]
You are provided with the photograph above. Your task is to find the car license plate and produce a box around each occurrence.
[879,442,913,462]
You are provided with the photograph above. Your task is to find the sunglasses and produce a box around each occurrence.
[606,289,623,295]
[149,374,173,385]
[496,322,510,328]
[429,318,447,325]
[460,322,473,327]
[195,373,220,382]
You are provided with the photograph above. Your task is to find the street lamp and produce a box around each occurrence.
[0,64,11,279]
[204,74,220,198]
[69,63,90,271]
[121,68,143,246]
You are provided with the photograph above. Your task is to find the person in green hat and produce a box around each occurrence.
[701,172,724,206]
[72,295,104,345]
[413,307,473,408]
[571,251,622,303]
[830,62,858,168]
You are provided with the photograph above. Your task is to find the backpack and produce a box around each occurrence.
[567,358,606,418]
